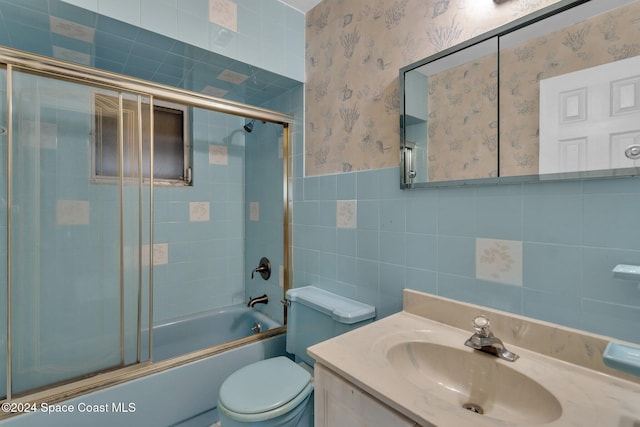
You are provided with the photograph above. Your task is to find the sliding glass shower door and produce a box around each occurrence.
[8,70,151,395]
[0,66,6,400]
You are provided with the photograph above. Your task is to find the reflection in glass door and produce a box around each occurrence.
[0,66,6,399]
[8,70,151,395]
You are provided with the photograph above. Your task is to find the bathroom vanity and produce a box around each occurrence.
[313,364,418,427]
[308,289,640,427]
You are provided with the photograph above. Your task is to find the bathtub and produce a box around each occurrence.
[153,305,281,362]
[0,305,286,427]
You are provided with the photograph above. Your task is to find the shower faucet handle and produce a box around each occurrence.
[251,257,271,280]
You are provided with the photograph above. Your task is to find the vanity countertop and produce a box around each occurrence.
[307,291,640,427]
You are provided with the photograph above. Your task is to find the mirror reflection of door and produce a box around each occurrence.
[539,55,640,175]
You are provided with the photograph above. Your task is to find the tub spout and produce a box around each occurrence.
[248,294,268,307]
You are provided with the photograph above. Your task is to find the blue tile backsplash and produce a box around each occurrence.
[291,162,640,343]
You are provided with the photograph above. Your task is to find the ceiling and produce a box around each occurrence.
[280,0,322,14]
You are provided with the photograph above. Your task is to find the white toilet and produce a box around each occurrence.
[217,286,376,427]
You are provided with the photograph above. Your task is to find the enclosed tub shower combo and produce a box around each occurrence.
[0,25,295,424]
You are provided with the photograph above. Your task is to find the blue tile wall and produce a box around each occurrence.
[244,119,284,321]
[98,0,141,26]
[61,0,305,82]
[140,0,177,41]
[153,107,246,322]
[0,1,302,107]
[523,181,584,245]
[244,83,303,323]
[292,166,640,344]
[0,0,299,324]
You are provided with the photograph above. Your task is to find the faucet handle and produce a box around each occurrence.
[472,315,491,336]
[250,257,271,280]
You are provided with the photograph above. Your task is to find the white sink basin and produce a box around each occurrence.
[308,295,640,427]
[386,342,562,424]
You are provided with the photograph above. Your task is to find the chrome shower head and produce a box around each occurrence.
[243,119,255,133]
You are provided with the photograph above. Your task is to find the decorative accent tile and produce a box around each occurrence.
[476,238,523,286]
[22,120,57,149]
[209,145,228,165]
[202,85,228,97]
[53,46,92,66]
[209,0,237,32]
[217,69,248,85]
[336,200,356,229]
[50,16,95,43]
[142,243,169,266]
[189,202,210,222]
[42,122,58,149]
[56,200,90,225]
[249,201,259,221]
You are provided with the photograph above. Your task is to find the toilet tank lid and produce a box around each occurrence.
[286,286,375,324]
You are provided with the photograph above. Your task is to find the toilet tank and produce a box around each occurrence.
[285,286,375,366]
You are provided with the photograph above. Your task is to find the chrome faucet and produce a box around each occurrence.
[247,294,268,308]
[464,315,519,362]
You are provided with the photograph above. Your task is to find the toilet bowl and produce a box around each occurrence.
[217,357,314,427]
[216,286,376,427]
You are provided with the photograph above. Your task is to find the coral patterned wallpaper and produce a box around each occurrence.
[427,52,498,181]
[305,0,563,176]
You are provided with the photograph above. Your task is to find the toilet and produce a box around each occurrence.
[217,286,376,427]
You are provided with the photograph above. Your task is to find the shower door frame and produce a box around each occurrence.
[1,45,293,412]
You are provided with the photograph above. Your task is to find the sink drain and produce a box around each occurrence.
[462,403,484,415]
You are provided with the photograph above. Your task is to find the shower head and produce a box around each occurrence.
[243,119,255,133]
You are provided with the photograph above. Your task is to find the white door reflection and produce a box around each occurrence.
[539,55,640,175]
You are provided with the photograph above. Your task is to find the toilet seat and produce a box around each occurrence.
[217,356,313,423]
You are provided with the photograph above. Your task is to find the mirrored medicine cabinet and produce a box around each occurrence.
[400,0,640,188]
